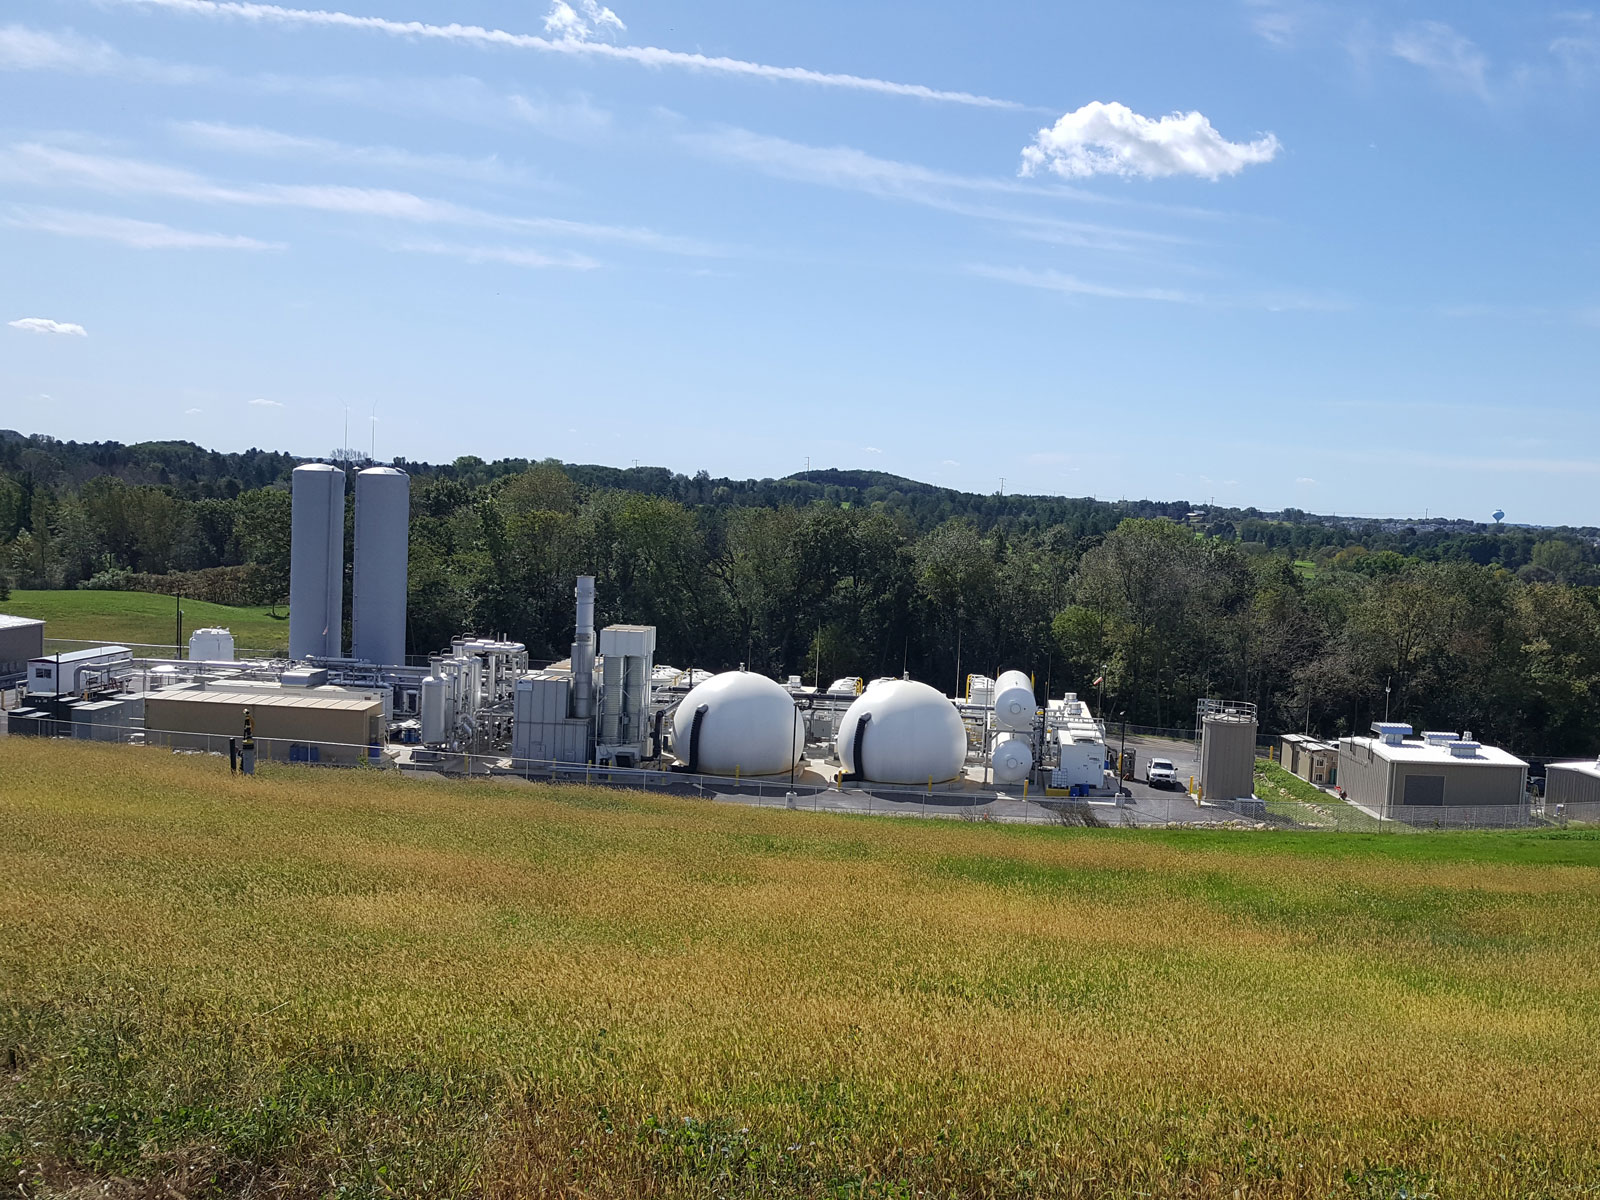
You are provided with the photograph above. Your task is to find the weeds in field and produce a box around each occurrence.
[3,740,1599,1197]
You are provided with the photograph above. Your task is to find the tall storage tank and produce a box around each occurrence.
[1201,712,1258,801]
[837,679,967,785]
[352,466,409,666]
[289,463,345,660]
[671,671,805,776]
[993,670,1036,733]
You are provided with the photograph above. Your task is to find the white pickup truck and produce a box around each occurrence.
[1145,758,1179,789]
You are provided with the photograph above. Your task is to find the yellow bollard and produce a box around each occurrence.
[1023,779,1029,798]
[735,764,741,782]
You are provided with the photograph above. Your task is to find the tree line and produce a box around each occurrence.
[4,433,1600,756]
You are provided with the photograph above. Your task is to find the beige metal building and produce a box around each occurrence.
[1544,760,1600,819]
[1338,724,1527,821]
[1279,734,1337,785]
[0,614,47,684]
[144,689,383,765]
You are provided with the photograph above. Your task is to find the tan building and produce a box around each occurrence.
[1279,734,1337,785]
[144,689,383,765]
[1338,723,1527,823]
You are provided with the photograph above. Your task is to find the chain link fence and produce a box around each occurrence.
[0,702,1561,832]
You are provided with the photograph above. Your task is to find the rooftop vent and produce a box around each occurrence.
[1372,721,1413,746]
[1422,730,1458,746]
[1448,741,1481,759]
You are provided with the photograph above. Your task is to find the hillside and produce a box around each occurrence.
[4,590,290,655]
[4,740,1599,1197]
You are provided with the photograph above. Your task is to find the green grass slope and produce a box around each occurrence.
[3,739,1599,1198]
[2,589,289,655]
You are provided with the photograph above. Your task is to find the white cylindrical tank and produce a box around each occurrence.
[289,463,345,660]
[420,674,450,745]
[671,671,805,776]
[993,670,1036,733]
[836,679,967,785]
[991,734,1033,785]
[352,467,409,667]
[187,627,235,662]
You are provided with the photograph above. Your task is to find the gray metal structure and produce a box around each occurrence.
[289,463,346,661]
[0,614,45,684]
[352,466,410,667]
[1200,705,1258,802]
[1338,725,1528,820]
[1546,761,1600,814]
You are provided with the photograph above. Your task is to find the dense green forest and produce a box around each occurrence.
[4,429,1600,757]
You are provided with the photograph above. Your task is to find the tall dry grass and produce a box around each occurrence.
[3,738,1598,1198]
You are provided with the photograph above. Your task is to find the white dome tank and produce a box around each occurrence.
[672,671,805,776]
[991,734,1033,785]
[993,670,1036,732]
[836,679,967,785]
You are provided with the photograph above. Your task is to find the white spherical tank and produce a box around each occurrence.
[993,670,1036,732]
[991,734,1033,785]
[672,671,805,776]
[289,463,346,660]
[836,679,968,785]
[352,466,409,667]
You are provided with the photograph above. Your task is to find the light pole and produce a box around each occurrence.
[789,701,800,794]
[1385,678,1392,724]
[1119,711,1128,790]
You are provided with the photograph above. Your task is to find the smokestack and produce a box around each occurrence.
[571,576,595,720]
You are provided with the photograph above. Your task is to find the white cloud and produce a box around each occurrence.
[544,0,624,41]
[1021,102,1280,181]
[1390,21,1490,98]
[970,264,1199,304]
[185,407,202,414]
[1552,13,1600,78]
[249,397,283,407]
[864,446,883,454]
[8,317,87,336]
[5,204,283,250]
[680,126,1198,254]
[0,142,714,255]
[941,459,959,467]
[0,23,217,83]
[172,121,532,184]
[398,240,600,270]
[1296,477,1317,485]
[111,0,1022,108]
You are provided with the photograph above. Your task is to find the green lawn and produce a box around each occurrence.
[4,739,1600,1198]
[3,589,290,655]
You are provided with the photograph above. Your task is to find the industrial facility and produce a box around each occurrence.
[1337,724,1528,822]
[0,456,1151,804]
[1,455,1542,830]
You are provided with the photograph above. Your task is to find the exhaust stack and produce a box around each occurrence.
[571,576,596,719]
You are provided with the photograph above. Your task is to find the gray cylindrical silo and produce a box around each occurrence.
[289,463,346,660]
[1201,713,1259,802]
[352,466,410,666]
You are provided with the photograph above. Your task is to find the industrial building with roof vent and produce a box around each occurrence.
[1337,723,1528,822]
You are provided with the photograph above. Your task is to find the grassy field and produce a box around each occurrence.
[2,589,290,655]
[3,741,1600,1198]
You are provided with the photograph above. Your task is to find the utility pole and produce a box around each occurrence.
[174,594,184,659]
[1385,678,1392,723]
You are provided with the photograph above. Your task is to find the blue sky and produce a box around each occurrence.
[2,1,1596,524]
